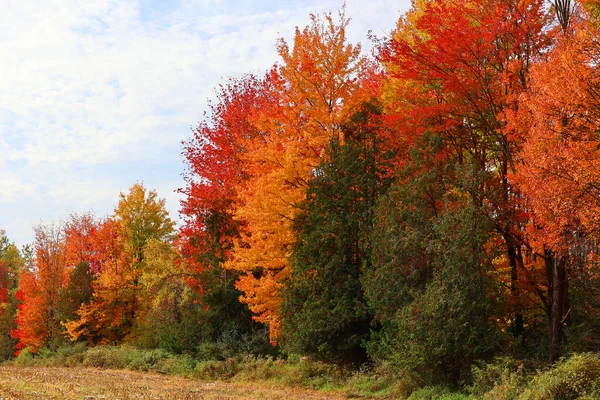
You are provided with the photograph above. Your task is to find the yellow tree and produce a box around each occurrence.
[225,9,372,341]
[65,184,174,343]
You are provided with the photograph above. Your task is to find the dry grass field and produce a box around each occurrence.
[0,366,345,399]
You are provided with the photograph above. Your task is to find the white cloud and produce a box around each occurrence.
[0,0,410,246]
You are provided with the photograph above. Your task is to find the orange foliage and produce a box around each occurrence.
[65,184,174,343]
[12,225,67,353]
[63,218,127,343]
[511,15,600,254]
[11,271,46,353]
[64,213,101,273]
[224,10,372,341]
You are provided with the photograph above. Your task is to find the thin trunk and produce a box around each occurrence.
[546,249,568,362]
[507,241,524,339]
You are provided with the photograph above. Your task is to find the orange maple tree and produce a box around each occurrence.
[223,10,372,341]
[510,5,600,359]
[378,0,550,340]
[12,225,68,353]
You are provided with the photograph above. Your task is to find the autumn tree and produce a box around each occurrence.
[378,0,549,347]
[64,219,124,343]
[225,9,372,341]
[180,75,265,348]
[509,3,600,360]
[58,214,100,323]
[65,184,174,343]
[133,238,205,353]
[12,224,68,353]
[0,231,23,359]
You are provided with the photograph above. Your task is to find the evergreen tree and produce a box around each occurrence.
[282,103,390,362]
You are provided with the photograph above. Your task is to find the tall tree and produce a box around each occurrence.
[378,0,549,345]
[225,9,372,341]
[180,75,265,347]
[65,184,174,343]
[509,5,600,360]
[12,224,68,353]
[281,102,390,362]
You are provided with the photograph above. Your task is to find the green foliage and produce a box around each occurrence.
[469,353,600,399]
[195,358,242,380]
[363,136,446,344]
[520,353,600,400]
[195,354,347,390]
[344,362,422,398]
[132,283,206,354]
[562,267,600,355]
[0,293,18,360]
[365,147,503,385]
[390,204,499,384]
[193,266,257,347]
[469,357,527,400]
[10,344,196,376]
[0,230,23,360]
[13,347,34,365]
[195,327,274,361]
[282,102,391,362]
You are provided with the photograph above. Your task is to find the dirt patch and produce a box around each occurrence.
[0,366,345,399]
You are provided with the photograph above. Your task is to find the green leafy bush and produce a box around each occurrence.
[521,353,600,400]
[13,347,34,366]
[82,346,127,369]
[470,357,526,399]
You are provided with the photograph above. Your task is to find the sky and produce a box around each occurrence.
[0,0,411,247]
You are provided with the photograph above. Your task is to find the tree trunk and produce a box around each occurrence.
[507,241,524,339]
[546,249,568,362]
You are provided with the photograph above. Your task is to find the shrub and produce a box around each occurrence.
[14,347,34,366]
[344,362,418,398]
[469,357,526,400]
[196,328,274,361]
[124,348,170,371]
[82,346,127,369]
[194,358,241,380]
[154,354,196,376]
[521,353,600,400]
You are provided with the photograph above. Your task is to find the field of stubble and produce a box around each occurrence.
[0,366,344,399]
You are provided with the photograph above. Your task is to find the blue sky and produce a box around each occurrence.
[0,0,411,247]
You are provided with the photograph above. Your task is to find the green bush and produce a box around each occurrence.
[13,347,34,366]
[521,353,600,400]
[234,355,278,381]
[155,354,196,376]
[470,357,526,400]
[196,328,274,361]
[344,362,419,398]
[82,346,127,369]
[192,355,347,391]
[124,348,170,371]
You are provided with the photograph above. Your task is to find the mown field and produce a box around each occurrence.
[0,366,344,399]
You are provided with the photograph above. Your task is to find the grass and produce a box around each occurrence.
[4,345,418,398]
[0,365,346,399]
[6,345,600,399]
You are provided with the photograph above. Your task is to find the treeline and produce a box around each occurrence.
[3,0,600,392]
[0,183,263,358]
[179,0,600,384]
